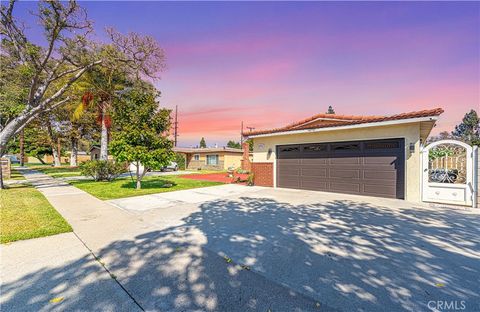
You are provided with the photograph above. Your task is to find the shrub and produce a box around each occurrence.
[175,153,186,170]
[80,160,127,181]
[236,168,249,174]
[247,173,254,186]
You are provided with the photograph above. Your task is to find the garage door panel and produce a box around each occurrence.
[330,182,361,193]
[330,169,360,179]
[363,170,396,180]
[276,139,405,199]
[329,157,361,165]
[300,168,327,177]
[363,184,397,197]
[300,179,328,190]
[301,158,328,164]
[364,156,397,165]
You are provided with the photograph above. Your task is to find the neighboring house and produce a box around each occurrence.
[243,108,444,203]
[90,145,101,160]
[174,147,243,171]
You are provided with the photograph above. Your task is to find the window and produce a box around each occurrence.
[365,141,400,150]
[193,154,200,161]
[206,154,219,165]
[332,143,360,151]
[303,144,327,152]
[279,146,299,153]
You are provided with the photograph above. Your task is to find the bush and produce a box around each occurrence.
[175,153,186,170]
[80,160,127,181]
[247,173,254,186]
[236,168,249,174]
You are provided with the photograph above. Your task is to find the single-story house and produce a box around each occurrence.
[173,147,243,171]
[243,108,444,203]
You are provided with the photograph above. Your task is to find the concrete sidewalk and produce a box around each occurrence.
[1,233,140,311]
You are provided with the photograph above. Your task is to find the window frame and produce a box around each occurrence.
[206,154,219,166]
[193,154,200,161]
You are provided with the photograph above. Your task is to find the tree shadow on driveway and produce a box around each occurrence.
[2,195,479,311]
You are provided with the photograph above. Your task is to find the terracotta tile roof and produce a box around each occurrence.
[244,108,444,136]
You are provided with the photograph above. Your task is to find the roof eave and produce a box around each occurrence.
[246,116,439,139]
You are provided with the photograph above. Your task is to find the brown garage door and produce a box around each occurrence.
[276,139,405,199]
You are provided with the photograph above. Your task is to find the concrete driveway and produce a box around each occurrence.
[3,179,479,312]
[102,185,480,311]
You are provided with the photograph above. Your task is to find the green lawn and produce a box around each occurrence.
[0,184,72,244]
[28,164,82,178]
[6,168,25,180]
[70,175,223,200]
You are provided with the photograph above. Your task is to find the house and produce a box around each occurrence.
[173,147,243,171]
[243,108,444,203]
[90,145,101,160]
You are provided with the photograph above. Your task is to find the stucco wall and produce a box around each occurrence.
[185,152,242,171]
[223,153,242,170]
[251,123,422,202]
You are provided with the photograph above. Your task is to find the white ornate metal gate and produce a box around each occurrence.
[422,140,476,207]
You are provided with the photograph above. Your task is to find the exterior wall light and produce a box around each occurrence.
[409,143,415,153]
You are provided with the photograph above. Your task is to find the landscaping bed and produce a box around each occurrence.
[0,184,72,244]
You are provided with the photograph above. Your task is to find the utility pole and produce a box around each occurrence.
[173,105,179,147]
[246,126,255,132]
[240,121,244,145]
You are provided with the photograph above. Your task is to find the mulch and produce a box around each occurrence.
[179,172,249,184]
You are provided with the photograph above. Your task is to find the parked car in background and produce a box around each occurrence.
[3,154,20,164]
[162,161,178,171]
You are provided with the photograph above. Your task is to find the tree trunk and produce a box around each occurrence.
[100,106,108,161]
[0,160,4,190]
[46,119,61,167]
[19,129,25,166]
[135,161,141,189]
[70,137,78,167]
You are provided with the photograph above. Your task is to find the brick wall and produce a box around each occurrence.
[241,142,251,171]
[251,162,273,187]
[1,158,11,179]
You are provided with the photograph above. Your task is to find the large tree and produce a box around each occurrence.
[226,140,241,149]
[110,88,173,189]
[0,0,166,158]
[199,137,207,148]
[451,109,480,146]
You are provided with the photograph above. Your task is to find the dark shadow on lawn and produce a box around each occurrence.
[2,196,479,311]
[120,179,178,190]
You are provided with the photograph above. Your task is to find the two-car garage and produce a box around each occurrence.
[276,138,405,199]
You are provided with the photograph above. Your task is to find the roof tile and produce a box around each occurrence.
[245,108,444,136]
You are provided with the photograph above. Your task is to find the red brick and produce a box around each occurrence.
[252,163,273,187]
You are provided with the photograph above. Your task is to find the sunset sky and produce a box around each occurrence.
[18,1,480,147]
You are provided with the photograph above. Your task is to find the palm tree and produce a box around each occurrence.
[73,66,126,160]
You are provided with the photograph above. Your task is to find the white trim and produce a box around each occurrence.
[473,146,478,208]
[193,154,200,161]
[248,117,438,138]
[421,140,474,207]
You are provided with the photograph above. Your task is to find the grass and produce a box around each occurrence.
[5,168,25,180]
[0,184,72,244]
[70,175,224,200]
[27,164,82,178]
